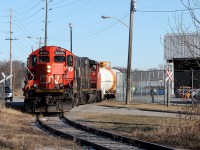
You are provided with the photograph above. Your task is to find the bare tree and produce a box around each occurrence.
[0,60,26,94]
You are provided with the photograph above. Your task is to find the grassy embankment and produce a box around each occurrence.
[0,104,79,150]
[68,100,200,149]
[1,99,200,149]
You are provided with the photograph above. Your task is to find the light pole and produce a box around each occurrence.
[69,23,73,52]
[101,16,129,28]
[102,0,136,104]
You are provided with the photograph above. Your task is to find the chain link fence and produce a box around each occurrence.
[116,70,166,103]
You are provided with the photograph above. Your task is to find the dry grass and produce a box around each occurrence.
[68,100,200,149]
[69,112,200,149]
[0,107,80,150]
[1,99,200,149]
[98,100,185,112]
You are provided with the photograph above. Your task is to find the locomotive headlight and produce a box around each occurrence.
[60,84,64,88]
[33,83,37,88]
[55,84,59,89]
[47,65,51,69]
[47,65,51,73]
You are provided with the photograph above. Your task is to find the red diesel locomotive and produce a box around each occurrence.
[23,46,102,113]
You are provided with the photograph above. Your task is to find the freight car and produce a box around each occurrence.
[23,46,102,113]
[99,62,122,99]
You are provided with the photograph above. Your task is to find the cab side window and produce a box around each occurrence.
[31,55,37,66]
[67,55,73,66]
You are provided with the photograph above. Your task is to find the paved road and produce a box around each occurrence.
[1,97,191,118]
[70,103,179,118]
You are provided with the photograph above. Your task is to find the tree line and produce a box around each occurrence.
[0,60,26,91]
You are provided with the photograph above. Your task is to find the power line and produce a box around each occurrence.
[51,0,83,9]
[50,0,68,6]
[15,0,35,11]
[137,7,200,13]
[15,0,42,14]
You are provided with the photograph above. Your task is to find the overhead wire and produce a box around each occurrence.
[4,1,199,56]
[12,11,43,40]
[137,7,200,13]
[12,9,45,38]
[51,0,68,6]
[50,0,92,22]
[18,8,43,21]
[50,0,83,9]
[15,0,36,11]
[15,0,42,14]
[74,16,129,40]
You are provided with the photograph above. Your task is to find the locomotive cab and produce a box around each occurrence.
[23,46,75,113]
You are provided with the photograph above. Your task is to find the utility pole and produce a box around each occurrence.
[69,23,73,52]
[44,0,48,46]
[9,9,13,91]
[5,9,17,91]
[126,0,136,104]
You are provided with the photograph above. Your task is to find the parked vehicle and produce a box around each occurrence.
[195,89,200,100]
[5,87,13,101]
[175,89,181,98]
[175,88,196,99]
[191,89,196,99]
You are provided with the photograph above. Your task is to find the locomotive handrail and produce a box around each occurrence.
[24,65,34,80]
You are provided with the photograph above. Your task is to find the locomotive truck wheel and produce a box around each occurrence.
[56,101,63,111]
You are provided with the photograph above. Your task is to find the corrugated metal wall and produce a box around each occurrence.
[164,33,200,60]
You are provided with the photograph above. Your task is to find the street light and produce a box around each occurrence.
[101,16,129,28]
[102,0,136,104]
[69,23,73,52]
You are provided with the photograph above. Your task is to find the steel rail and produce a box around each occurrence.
[36,115,115,150]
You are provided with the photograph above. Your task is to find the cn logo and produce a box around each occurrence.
[68,67,73,72]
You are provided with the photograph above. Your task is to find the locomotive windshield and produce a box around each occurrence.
[39,56,49,62]
[54,56,65,62]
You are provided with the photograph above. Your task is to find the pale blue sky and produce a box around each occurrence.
[0,0,189,70]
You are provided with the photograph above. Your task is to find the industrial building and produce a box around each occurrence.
[164,33,200,94]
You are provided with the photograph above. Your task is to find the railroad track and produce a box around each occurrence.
[36,115,175,150]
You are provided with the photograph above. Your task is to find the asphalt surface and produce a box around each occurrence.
[1,96,194,118]
[70,103,179,118]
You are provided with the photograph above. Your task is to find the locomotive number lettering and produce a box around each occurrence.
[39,51,49,55]
[55,51,64,55]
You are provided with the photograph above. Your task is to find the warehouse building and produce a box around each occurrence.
[164,33,200,94]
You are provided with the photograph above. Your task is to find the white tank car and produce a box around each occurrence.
[100,67,121,99]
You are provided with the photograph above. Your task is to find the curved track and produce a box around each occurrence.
[36,115,175,150]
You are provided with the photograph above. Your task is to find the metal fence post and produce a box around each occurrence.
[2,80,5,108]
